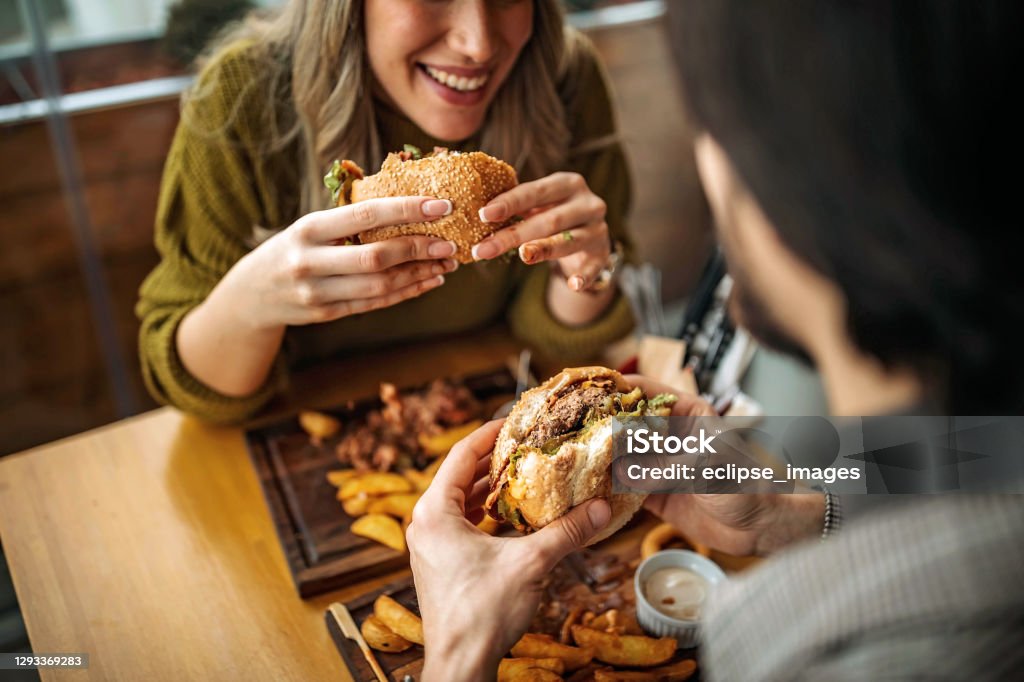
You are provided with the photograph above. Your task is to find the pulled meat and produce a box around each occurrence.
[530,551,637,637]
[335,379,482,472]
[524,385,614,448]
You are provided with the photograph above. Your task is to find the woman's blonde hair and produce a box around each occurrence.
[189,0,595,215]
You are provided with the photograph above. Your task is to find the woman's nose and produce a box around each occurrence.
[446,0,498,64]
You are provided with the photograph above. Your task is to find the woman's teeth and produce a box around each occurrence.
[424,65,489,92]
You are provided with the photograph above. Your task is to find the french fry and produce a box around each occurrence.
[366,492,421,519]
[476,515,501,535]
[340,492,371,517]
[511,633,593,671]
[298,410,341,441]
[351,514,406,553]
[418,420,484,457]
[360,614,412,653]
[374,594,424,645]
[338,472,412,501]
[326,469,360,487]
[571,626,676,668]
[497,657,564,682]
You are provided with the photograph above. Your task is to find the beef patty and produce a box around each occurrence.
[523,385,614,448]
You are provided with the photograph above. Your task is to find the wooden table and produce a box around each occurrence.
[0,328,526,681]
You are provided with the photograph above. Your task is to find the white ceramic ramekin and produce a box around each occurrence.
[634,549,727,649]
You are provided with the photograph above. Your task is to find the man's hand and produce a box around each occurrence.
[625,374,825,556]
[407,420,611,682]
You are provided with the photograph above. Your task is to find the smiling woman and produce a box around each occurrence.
[365,0,534,141]
[136,0,637,423]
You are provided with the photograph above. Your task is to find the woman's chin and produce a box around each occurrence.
[412,113,486,144]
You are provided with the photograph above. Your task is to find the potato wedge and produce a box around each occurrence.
[566,664,605,682]
[571,626,676,667]
[403,455,445,492]
[650,659,698,681]
[366,493,421,519]
[594,659,698,682]
[594,670,655,682]
[503,668,562,682]
[360,614,412,653]
[560,605,585,645]
[476,515,501,535]
[418,420,484,457]
[299,410,341,441]
[326,469,360,487]
[403,469,433,493]
[374,594,424,645]
[587,609,624,634]
[340,493,371,517]
[351,514,406,553]
[497,657,564,682]
[338,473,412,500]
[511,633,592,671]
[423,455,446,477]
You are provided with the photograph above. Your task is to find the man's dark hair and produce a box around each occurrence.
[667,1,1023,413]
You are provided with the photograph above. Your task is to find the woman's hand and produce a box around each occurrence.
[407,420,611,682]
[177,196,457,397]
[222,196,459,329]
[470,172,611,292]
[625,375,825,556]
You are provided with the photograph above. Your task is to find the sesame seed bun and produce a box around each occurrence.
[485,367,660,546]
[345,150,518,263]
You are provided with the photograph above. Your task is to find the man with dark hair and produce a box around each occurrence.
[405,3,1024,680]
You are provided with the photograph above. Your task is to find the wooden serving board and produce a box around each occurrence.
[327,575,424,682]
[327,520,714,682]
[246,368,517,598]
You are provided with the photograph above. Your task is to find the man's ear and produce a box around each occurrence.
[695,133,845,347]
[695,133,779,253]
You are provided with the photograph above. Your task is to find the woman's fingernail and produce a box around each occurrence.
[472,242,500,260]
[428,240,457,258]
[478,205,504,223]
[520,245,538,264]
[428,275,445,287]
[423,199,453,216]
[443,258,459,271]
[569,275,585,291]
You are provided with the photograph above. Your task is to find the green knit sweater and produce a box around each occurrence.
[137,40,635,423]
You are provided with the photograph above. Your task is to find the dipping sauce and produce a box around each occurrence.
[643,567,708,620]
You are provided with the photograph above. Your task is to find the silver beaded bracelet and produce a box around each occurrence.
[821,489,842,541]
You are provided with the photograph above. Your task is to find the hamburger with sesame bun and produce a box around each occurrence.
[324,146,518,263]
[484,366,678,545]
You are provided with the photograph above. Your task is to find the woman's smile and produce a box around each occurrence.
[417,62,491,106]
[366,0,533,142]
